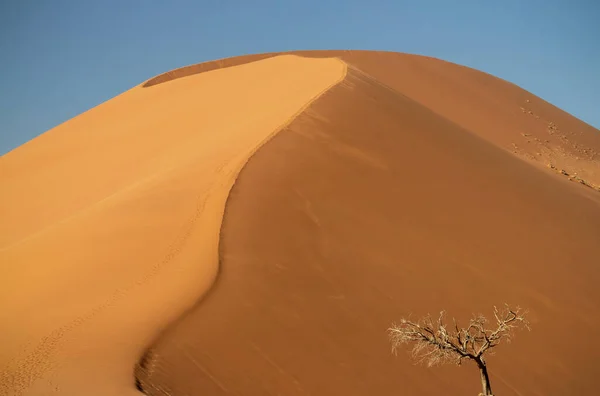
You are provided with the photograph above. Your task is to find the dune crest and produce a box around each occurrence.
[0,55,346,396]
[144,50,600,191]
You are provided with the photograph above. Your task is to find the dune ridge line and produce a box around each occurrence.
[134,56,348,393]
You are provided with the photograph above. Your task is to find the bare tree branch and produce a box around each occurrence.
[387,304,530,395]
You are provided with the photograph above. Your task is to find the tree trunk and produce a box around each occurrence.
[475,357,493,395]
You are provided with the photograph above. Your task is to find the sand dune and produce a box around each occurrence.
[1,50,599,396]
[0,55,346,396]
[137,54,600,395]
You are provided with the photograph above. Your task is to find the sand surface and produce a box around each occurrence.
[0,55,346,396]
[139,53,600,395]
[2,50,600,396]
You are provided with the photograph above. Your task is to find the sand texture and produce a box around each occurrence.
[2,50,600,396]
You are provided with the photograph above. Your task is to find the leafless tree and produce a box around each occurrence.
[387,304,530,396]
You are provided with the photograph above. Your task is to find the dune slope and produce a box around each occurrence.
[139,64,600,395]
[0,55,346,396]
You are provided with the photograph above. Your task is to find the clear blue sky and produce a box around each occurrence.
[1,0,599,155]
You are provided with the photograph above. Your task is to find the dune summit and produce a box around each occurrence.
[1,50,600,396]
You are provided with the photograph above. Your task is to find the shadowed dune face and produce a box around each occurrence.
[140,67,600,395]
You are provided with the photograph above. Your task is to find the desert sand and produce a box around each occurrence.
[0,55,346,395]
[1,50,600,396]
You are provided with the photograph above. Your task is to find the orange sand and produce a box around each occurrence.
[138,58,600,396]
[0,55,346,396]
[1,50,599,396]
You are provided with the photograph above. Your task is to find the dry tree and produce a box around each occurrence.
[387,304,530,396]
